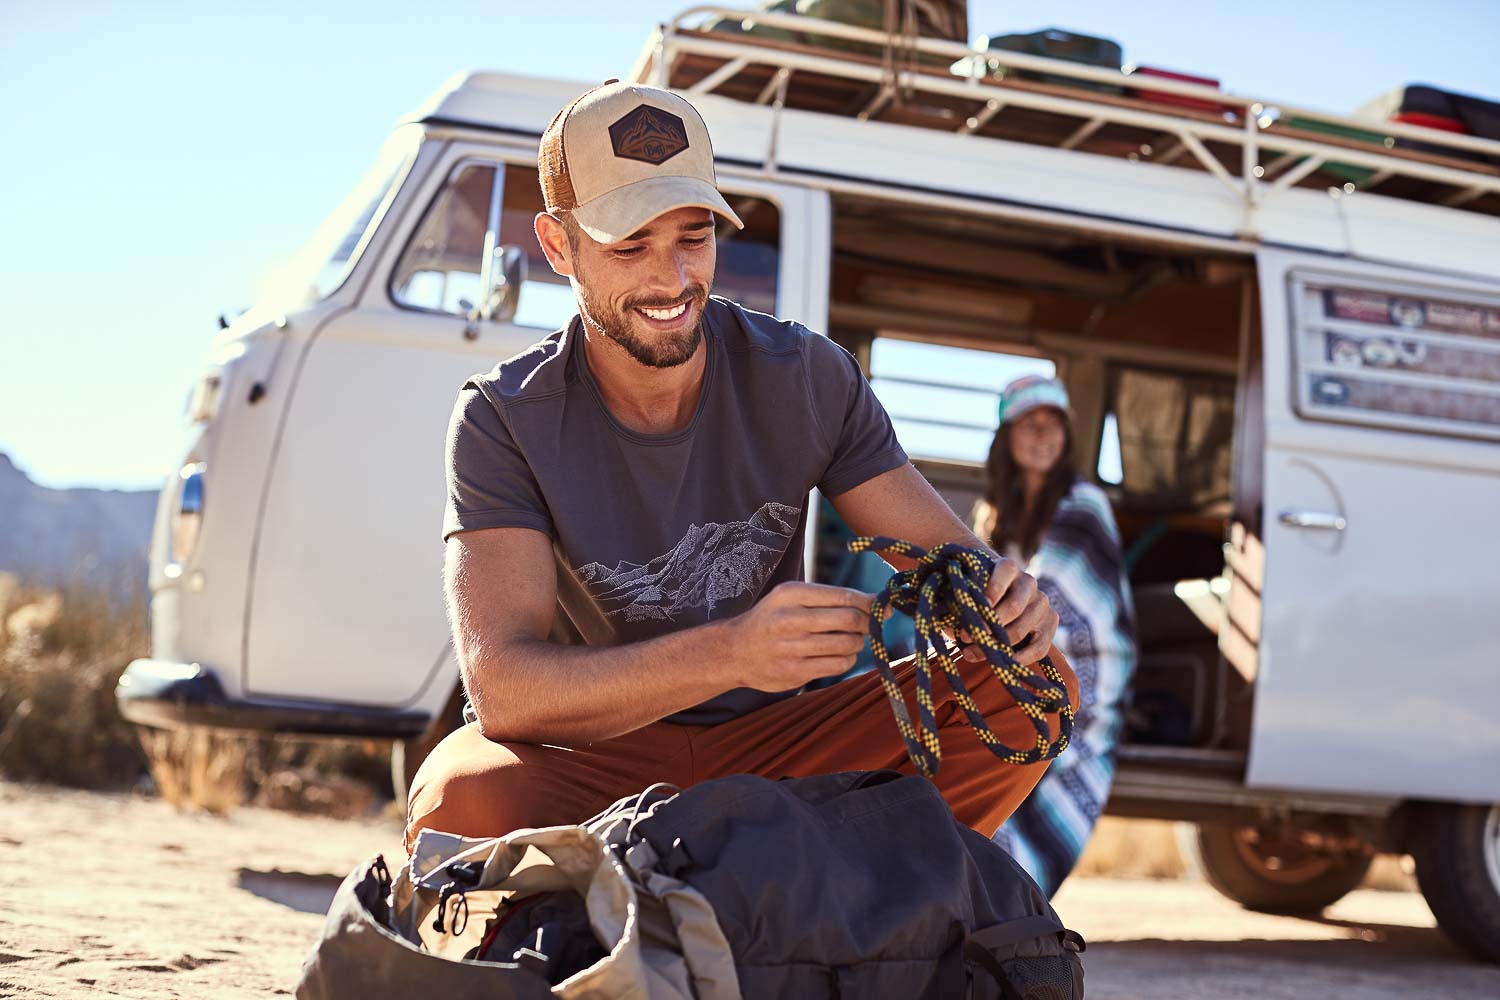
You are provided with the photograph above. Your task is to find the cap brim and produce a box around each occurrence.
[571,175,744,244]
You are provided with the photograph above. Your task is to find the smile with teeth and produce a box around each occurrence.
[638,302,688,321]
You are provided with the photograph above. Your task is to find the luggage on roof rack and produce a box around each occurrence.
[1127,65,1233,116]
[645,4,1500,218]
[1383,85,1500,166]
[980,28,1124,94]
[705,0,968,68]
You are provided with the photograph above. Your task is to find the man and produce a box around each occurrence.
[406,80,1078,854]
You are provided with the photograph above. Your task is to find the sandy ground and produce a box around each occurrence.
[2,780,1497,999]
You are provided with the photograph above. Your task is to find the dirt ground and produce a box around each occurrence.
[2,780,1497,999]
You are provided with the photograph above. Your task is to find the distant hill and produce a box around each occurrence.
[0,453,159,595]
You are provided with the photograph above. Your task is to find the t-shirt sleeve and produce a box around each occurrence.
[803,332,909,496]
[442,381,555,542]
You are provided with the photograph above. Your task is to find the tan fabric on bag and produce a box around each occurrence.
[403,825,741,1000]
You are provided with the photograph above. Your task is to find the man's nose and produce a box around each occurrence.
[648,245,692,294]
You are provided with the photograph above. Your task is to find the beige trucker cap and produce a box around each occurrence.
[539,80,744,244]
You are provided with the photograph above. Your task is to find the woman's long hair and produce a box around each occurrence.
[977,417,1079,562]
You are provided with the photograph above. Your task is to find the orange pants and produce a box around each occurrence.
[405,648,1079,854]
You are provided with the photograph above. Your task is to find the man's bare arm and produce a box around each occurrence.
[827,463,1059,662]
[446,526,870,744]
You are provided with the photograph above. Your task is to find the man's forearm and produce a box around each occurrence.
[464,617,744,745]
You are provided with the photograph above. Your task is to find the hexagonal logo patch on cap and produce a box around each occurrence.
[608,105,690,165]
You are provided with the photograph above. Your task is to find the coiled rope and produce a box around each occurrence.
[848,537,1074,778]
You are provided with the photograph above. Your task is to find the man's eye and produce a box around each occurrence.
[613,246,645,257]
[683,236,710,246]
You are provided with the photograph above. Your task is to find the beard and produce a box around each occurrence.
[574,268,709,370]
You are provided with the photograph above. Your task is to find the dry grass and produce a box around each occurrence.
[0,572,393,816]
[0,572,150,788]
[1074,817,1190,880]
[140,727,392,818]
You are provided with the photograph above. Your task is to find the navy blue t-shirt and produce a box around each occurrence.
[443,296,907,724]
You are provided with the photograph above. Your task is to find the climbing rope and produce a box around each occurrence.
[848,536,1074,778]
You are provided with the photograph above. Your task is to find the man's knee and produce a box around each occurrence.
[403,725,552,855]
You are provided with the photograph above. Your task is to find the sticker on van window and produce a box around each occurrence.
[1326,289,1387,324]
[1322,332,1499,382]
[1307,374,1500,427]
[1325,288,1500,343]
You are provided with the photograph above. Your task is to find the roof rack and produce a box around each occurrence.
[628,6,1500,232]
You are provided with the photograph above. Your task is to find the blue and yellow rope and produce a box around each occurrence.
[848,536,1074,778]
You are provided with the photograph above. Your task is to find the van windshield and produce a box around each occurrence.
[258,131,416,309]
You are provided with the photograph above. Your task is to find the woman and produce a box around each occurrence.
[974,374,1137,897]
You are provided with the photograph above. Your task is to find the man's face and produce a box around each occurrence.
[543,206,717,369]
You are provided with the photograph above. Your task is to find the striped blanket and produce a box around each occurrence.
[992,479,1137,896]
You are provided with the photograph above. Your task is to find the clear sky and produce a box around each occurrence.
[3,0,1497,490]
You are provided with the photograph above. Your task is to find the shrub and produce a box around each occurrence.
[0,574,149,788]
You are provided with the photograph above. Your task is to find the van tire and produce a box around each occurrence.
[1410,803,1500,963]
[1189,822,1372,913]
[390,688,467,810]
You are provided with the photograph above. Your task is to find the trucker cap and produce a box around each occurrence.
[539,79,744,244]
[996,374,1071,427]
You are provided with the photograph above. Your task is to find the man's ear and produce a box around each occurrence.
[534,212,575,278]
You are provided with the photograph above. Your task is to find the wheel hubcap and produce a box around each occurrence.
[1483,804,1500,894]
[1232,825,1339,885]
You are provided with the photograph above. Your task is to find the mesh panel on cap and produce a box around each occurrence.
[538,100,578,212]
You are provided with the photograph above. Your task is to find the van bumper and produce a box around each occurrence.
[116,659,430,738]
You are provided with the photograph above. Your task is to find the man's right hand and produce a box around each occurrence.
[726,581,873,692]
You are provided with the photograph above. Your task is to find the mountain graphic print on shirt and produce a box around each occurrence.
[576,501,801,623]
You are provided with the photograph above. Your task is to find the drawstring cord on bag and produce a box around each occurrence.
[430,859,484,934]
[848,537,1074,777]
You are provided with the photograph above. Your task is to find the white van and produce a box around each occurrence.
[117,7,1500,961]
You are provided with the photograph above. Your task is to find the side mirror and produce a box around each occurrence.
[486,245,528,324]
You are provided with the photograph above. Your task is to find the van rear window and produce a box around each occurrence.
[868,338,1054,463]
[1099,365,1235,509]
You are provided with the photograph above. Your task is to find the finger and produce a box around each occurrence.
[993,572,1038,627]
[796,631,868,657]
[796,655,862,682]
[781,582,875,613]
[1011,632,1048,665]
[1004,600,1049,651]
[1009,606,1058,664]
[985,557,1020,604]
[794,605,872,635]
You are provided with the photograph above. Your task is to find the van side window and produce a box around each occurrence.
[868,337,1054,463]
[310,141,411,300]
[1097,412,1123,485]
[1106,365,1235,506]
[390,162,496,315]
[497,165,782,329]
[1291,276,1500,440]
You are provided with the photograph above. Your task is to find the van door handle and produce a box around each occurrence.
[1278,509,1347,531]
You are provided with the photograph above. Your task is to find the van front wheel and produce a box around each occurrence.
[1189,822,1373,913]
[391,688,467,809]
[1410,803,1500,964]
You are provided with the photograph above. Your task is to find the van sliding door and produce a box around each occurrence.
[1248,247,1500,802]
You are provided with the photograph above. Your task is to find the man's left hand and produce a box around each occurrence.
[959,557,1058,665]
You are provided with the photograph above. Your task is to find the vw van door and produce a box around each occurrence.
[244,142,544,707]
[1248,247,1500,802]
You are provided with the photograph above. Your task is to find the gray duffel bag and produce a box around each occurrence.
[297,769,1084,999]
